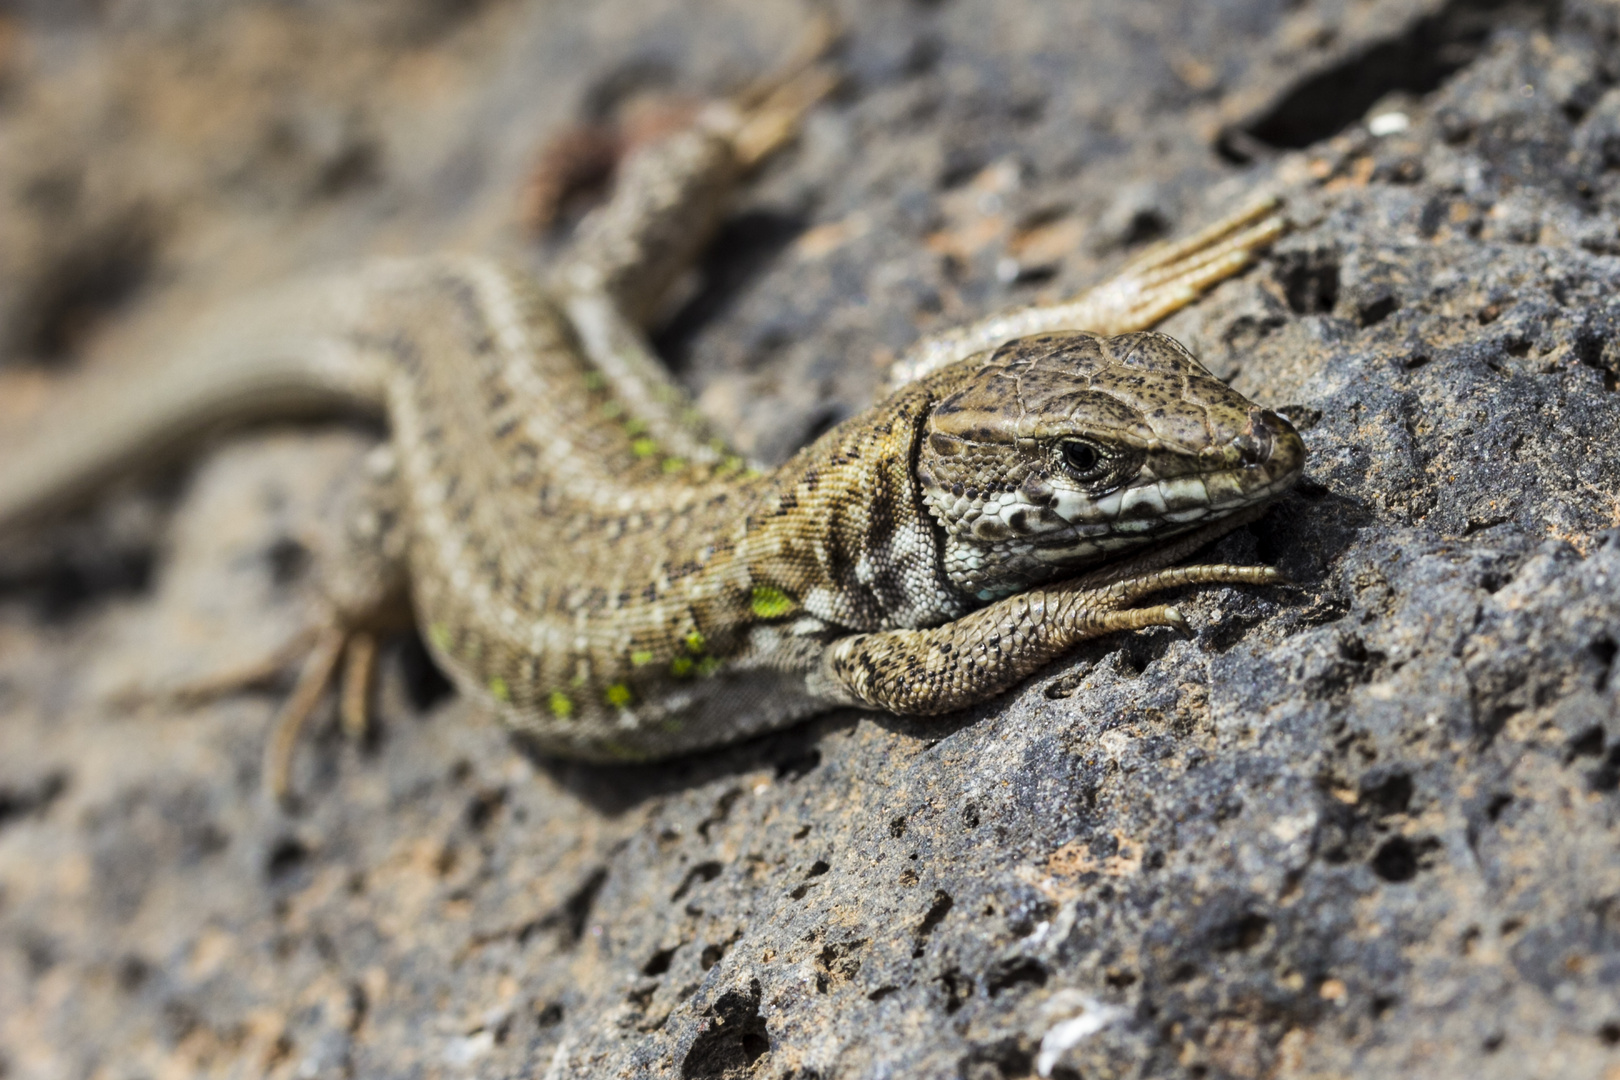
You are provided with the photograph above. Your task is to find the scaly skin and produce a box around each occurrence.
[0,107,1303,776]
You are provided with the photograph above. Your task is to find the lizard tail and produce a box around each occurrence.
[0,268,399,531]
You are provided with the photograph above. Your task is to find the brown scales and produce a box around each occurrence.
[0,37,1303,805]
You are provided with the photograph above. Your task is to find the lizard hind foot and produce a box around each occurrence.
[715,11,842,168]
[263,625,379,811]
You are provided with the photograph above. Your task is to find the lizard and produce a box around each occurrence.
[0,52,1304,803]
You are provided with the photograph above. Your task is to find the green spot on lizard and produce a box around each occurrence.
[750,586,796,619]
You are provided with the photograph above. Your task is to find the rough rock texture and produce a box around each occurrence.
[3,0,1620,1078]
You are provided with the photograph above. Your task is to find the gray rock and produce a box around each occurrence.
[2,1,1619,1078]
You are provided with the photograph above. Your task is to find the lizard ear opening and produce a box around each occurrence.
[928,433,965,457]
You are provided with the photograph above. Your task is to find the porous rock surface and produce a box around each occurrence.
[2,0,1620,1078]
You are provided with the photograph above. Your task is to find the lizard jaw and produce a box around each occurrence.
[934,407,1305,601]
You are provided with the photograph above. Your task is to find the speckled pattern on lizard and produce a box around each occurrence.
[0,59,1304,796]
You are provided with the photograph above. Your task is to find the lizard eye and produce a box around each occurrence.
[1058,439,1106,479]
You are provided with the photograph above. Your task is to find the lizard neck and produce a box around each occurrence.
[733,375,970,634]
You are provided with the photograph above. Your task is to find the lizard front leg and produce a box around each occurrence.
[809,504,1284,715]
[888,194,1287,389]
[813,560,1280,715]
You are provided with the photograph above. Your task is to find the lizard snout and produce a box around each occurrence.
[1234,408,1291,467]
[1230,407,1306,489]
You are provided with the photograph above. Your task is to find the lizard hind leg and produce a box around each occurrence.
[724,11,843,168]
[546,17,840,473]
[264,446,411,810]
[263,625,347,809]
[339,632,378,742]
[262,626,383,809]
[552,12,839,328]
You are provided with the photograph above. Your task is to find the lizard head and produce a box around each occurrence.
[916,330,1305,600]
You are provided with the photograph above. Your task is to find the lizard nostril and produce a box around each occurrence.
[1234,409,1280,466]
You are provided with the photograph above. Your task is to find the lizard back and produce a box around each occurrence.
[350,258,970,759]
[0,161,1302,768]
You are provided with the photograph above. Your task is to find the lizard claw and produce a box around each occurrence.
[1258,565,1294,587]
[263,625,346,812]
[1162,606,1194,639]
[263,625,379,812]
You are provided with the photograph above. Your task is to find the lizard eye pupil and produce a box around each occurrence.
[1060,440,1102,476]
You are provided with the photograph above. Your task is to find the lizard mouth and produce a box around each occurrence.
[1038,408,1305,552]
[925,406,1306,601]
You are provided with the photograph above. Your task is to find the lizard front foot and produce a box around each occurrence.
[888,193,1290,389]
[815,562,1283,716]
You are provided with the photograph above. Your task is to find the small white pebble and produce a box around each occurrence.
[442,1031,495,1068]
[1035,995,1130,1077]
[1368,112,1410,137]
